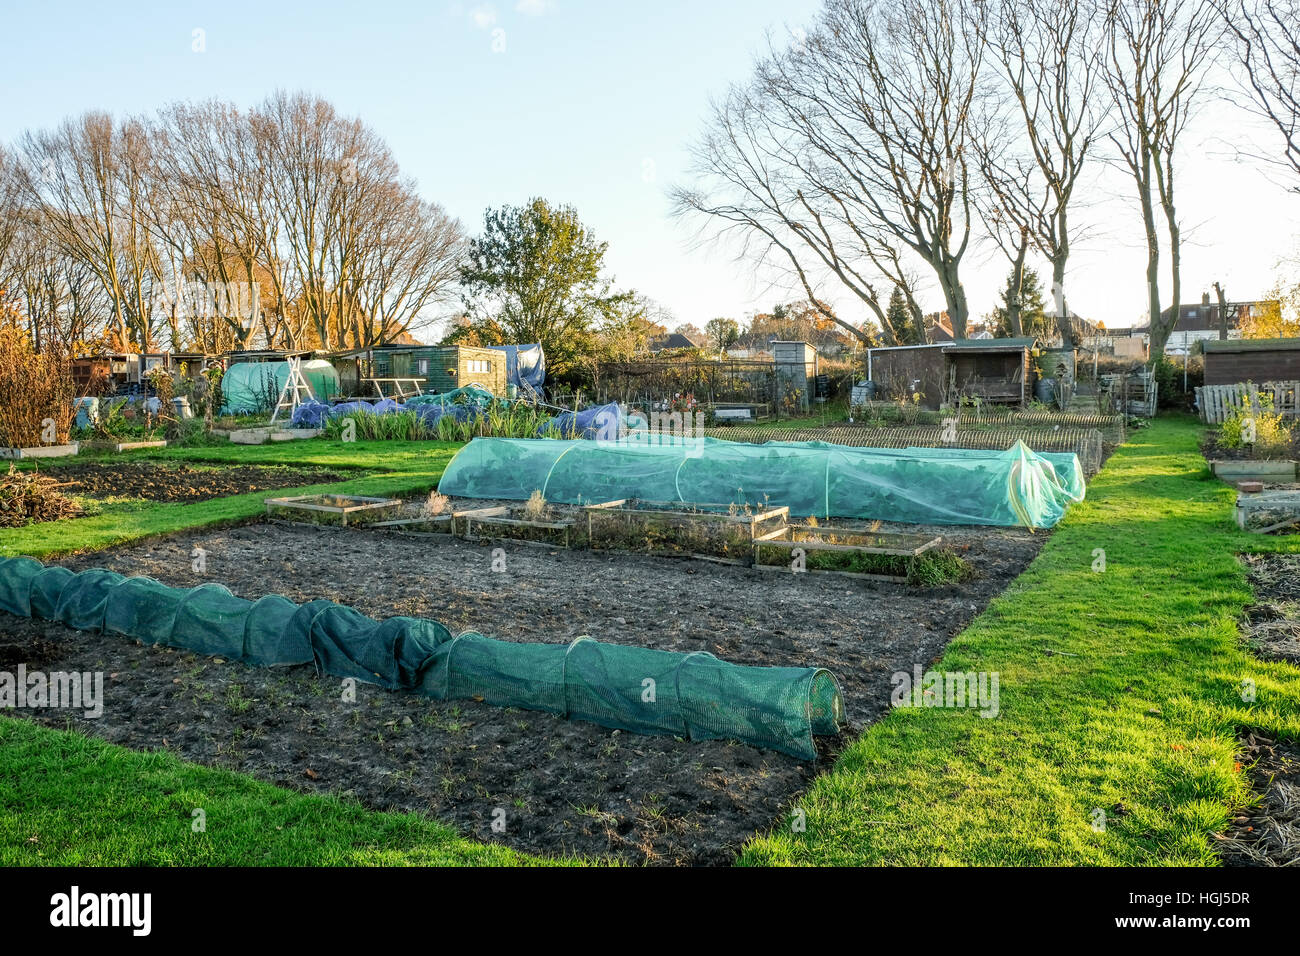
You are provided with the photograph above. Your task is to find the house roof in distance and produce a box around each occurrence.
[650,332,702,350]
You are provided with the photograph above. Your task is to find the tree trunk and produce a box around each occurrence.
[1139,178,1166,359]
[939,258,969,339]
[1007,241,1027,338]
[1167,216,1181,352]
[1214,282,1229,340]
[1051,252,1076,349]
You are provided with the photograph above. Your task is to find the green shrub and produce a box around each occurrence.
[1219,392,1294,457]
[324,409,431,441]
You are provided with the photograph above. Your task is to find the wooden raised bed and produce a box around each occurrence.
[0,442,80,460]
[753,524,943,582]
[584,499,789,562]
[1210,460,1298,484]
[366,514,455,537]
[264,494,403,527]
[79,439,168,453]
[454,505,579,548]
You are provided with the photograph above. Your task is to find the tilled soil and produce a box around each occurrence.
[1219,556,1300,866]
[1,520,1045,864]
[1242,554,1300,664]
[1219,732,1300,866]
[34,462,354,503]
[1201,433,1300,463]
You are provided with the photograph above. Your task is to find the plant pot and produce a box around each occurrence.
[0,442,80,460]
[80,440,168,453]
[1210,459,1298,484]
[269,429,322,442]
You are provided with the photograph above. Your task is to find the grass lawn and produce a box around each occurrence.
[0,718,546,865]
[1,418,1296,865]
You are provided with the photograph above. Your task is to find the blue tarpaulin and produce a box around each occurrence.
[489,344,545,390]
[538,402,626,440]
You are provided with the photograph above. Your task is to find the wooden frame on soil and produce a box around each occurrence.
[583,499,789,563]
[753,524,943,582]
[453,505,577,548]
[263,494,404,527]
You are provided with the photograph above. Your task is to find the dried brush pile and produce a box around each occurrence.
[0,464,83,527]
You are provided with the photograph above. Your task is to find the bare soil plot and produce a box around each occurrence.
[2,519,1045,864]
[1242,554,1300,664]
[1219,732,1300,866]
[34,462,354,504]
[1219,555,1300,866]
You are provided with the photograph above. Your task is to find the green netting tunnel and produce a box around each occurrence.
[220,360,341,415]
[0,557,843,760]
[436,436,1086,529]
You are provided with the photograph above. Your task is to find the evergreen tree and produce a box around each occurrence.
[993,267,1052,339]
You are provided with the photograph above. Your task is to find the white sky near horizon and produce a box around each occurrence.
[1,0,1297,338]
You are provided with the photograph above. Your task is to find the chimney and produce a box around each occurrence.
[1202,292,1210,306]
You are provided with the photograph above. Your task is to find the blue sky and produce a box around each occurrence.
[2,0,1298,335]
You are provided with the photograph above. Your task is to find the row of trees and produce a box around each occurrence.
[698,303,860,355]
[0,92,465,355]
[674,0,1300,357]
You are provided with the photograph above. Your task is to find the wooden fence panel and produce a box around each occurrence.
[1196,381,1300,424]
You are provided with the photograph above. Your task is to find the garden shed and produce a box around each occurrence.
[866,338,1037,409]
[329,344,508,398]
[772,340,819,413]
[1203,338,1300,386]
[72,351,216,395]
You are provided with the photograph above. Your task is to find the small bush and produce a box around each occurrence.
[1219,393,1295,458]
[0,323,75,449]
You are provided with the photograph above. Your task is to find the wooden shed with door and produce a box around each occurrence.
[332,344,509,398]
[866,338,1036,409]
[1203,338,1300,386]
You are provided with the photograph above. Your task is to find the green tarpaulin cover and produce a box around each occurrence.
[437,436,1085,529]
[220,360,340,415]
[0,557,843,759]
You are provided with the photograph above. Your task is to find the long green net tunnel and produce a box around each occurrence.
[437,436,1086,528]
[0,557,844,760]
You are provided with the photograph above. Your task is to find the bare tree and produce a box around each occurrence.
[346,189,465,345]
[977,0,1107,346]
[18,113,164,350]
[1220,0,1300,189]
[0,146,22,294]
[152,101,274,351]
[1104,0,1220,358]
[6,92,467,354]
[674,0,984,343]
[1,195,111,351]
